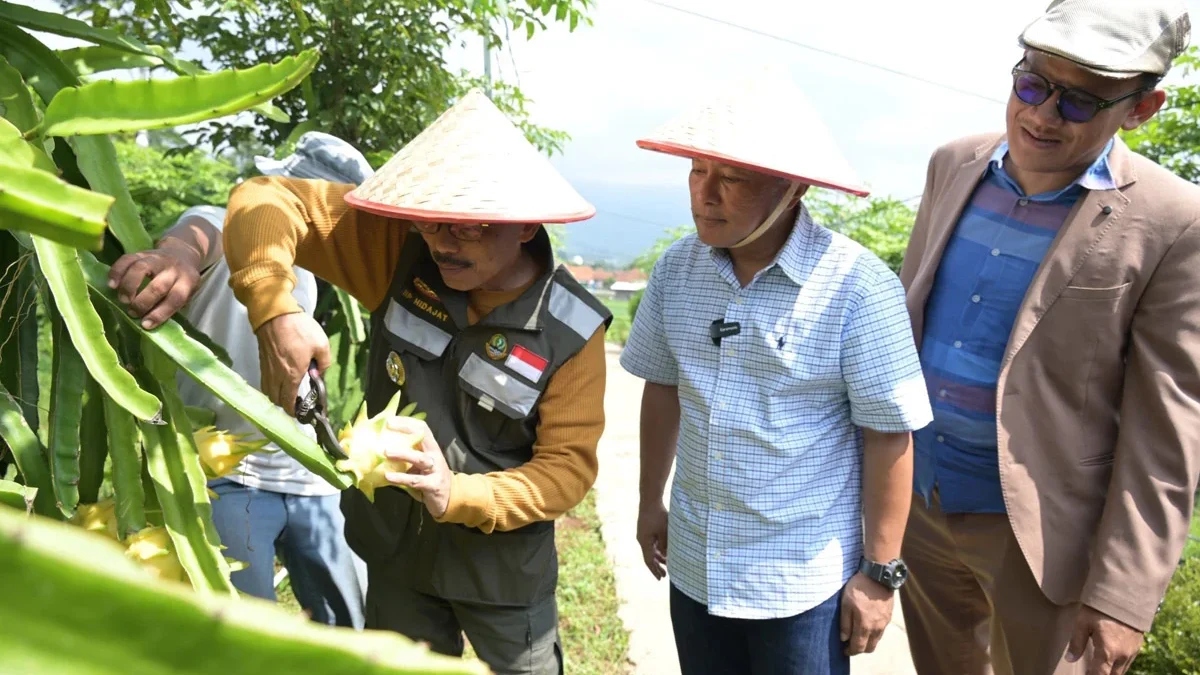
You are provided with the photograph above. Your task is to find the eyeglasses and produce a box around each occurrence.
[1010,63,1150,124]
[412,222,490,241]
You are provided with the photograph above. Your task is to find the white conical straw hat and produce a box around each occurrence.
[636,68,869,198]
[345,89,595,223]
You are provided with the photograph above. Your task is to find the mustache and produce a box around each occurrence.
[432,253,471,267]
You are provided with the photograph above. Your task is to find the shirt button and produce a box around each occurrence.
[735,297,744,305]
[937,435,945,443]
[725,349,736,357]
[714,502,724,511]
[991,248,1001,257]
[714,452,723,461]
[1018,198,1029,206]
[938,389,948,398]
[713,551,723,561]
[953,340,963,349]
[971,294,982,303]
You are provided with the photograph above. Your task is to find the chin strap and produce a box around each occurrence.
[729,181,804,249]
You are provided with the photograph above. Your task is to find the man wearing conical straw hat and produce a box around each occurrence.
[222,89,612,674]
[620,69,933,673]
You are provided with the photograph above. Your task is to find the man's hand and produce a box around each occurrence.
[839,572,894,656]
[383,418,452,519]
[636,501,669,579]
[1067,605,1145,675]
[255,313,331,410]
[107,240,204,329]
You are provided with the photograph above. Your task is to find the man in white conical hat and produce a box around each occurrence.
[222,89,612,674]
[620,70,932,674]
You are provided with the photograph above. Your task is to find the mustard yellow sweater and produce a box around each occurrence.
[223,176,606,533]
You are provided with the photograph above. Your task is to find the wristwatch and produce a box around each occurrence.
[859,557,909,591]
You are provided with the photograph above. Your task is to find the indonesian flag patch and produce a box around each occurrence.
[505,345,548,383]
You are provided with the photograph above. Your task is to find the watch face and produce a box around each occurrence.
[890,561,909,589]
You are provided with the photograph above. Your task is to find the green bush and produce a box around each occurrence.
[628,288,645,323]
[1131,556,1200,675]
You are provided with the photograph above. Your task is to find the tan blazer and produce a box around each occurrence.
[900,133,1200,632]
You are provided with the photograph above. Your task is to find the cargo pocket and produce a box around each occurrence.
[457,353,543,454]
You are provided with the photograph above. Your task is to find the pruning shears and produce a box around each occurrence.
[294,359,348,461]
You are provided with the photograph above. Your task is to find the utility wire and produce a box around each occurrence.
[640,0,1008,106]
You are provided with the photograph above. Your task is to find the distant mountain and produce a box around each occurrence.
[560,180,692,266]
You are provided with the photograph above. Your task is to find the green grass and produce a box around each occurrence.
[555,491,631,674]
[602,299,631,346]
[1186,509,1200,559]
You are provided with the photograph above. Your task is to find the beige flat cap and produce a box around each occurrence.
[1019,0,1191,79]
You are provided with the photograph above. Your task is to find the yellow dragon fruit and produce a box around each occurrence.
[334,392,426,502]
[124,526,185,583]
[70,499,119,541]
[192,426,270,479]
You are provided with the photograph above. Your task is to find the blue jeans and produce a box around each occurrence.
[670,584,849,675]
[209,478,365,629]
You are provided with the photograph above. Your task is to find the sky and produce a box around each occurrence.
[20,0,1200,263]
[450,0,1200,261]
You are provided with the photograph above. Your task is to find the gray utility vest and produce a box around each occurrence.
[340,229,612,606]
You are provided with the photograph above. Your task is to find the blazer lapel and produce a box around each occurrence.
[1000,139,1137,370]
[908,138,999,346]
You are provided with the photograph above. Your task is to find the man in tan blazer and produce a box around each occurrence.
[897,1,1200,674]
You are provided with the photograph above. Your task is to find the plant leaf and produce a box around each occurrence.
[76,377,108,505]
[0,117,58,173]
[32,236,161,421]
[55,46,163,77]
[0,232,40,434]
[0,22,154,253]
[0,54,38,133]
[103,385,145,539]
[335,287,366,343]
[43,49,320,137]
[0,478,36,513]
[79,254,350,489]
[138,346,234,595]
[46,306,86,516]
[0,504,491,674]
[0,0,187,73]
[0,159,110,251]
[0,380,56,517]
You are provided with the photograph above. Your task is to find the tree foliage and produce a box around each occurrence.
[113,137,239,239]
[59,0,591,161]
[1123,47,1200,184]
[806,191,916,274]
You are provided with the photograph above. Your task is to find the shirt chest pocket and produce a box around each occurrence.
[754,321,843,397]
[457,353,542,455]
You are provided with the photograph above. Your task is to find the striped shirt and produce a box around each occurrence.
[620,207,932,619]
[912,140,1116,513]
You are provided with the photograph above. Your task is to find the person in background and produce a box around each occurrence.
[896,2,1199,673]
[107,132,375,628]
[621,70,933,674]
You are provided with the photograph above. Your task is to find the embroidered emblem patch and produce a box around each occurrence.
[385,351,406,385]
[485,333,510,360]
[413,277,440,301]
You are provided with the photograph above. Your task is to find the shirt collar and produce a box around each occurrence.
[707,205,812,287]
[988,137,1116,198]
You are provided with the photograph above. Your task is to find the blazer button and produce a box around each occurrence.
[1101,205,1113,215]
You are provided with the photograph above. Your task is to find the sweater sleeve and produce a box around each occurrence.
[222,175,407,330]
[435,326,607,533]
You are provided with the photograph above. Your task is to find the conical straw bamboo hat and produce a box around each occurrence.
[636,69,869,197]
[345,89,595,223]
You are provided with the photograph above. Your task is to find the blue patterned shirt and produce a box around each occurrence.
[620,207,933,620]
[913,140,1116,513]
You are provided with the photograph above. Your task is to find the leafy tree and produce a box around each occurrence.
[806,191,917,274]
[59,0,591,161]
[113,137,239,239]
[1123,47,1200,184]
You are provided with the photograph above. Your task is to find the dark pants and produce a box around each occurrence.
[366,564,562,675]
[670,584,849,675]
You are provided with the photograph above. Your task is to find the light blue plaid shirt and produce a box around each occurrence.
[620,207,932,619]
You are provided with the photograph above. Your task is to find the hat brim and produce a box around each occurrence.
[343,190,596,224]
[637,139,871,198]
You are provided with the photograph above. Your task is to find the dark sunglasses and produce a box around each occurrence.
[412,222,490,241]
[1010,63,1151,123]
